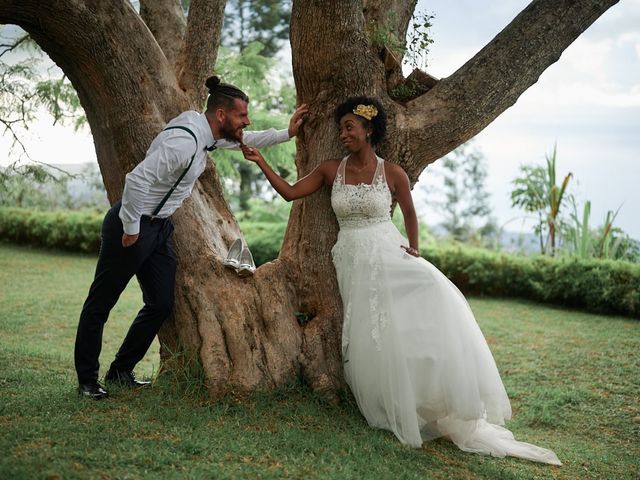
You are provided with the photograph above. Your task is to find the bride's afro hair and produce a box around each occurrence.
[334,96,387,146]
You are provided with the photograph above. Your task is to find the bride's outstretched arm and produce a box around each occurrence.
[241,145,332,201]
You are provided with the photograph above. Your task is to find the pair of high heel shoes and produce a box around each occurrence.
[223,238,256,276]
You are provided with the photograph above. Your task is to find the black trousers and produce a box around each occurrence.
[74,202,176,384]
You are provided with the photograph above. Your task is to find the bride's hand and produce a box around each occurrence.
[401,245,420,257]
[241,144,264,164]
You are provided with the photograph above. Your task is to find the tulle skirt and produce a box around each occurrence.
[331,220,561,465]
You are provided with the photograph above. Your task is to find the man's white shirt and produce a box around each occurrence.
[119,111,290,235]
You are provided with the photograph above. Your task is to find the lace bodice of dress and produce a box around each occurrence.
[331,155,392,228]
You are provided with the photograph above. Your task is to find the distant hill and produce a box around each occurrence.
[50,162,109,207]
[426,223,541,254]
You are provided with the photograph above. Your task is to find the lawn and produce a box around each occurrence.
[0,243,638,479]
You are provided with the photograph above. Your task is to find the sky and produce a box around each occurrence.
[1,1,639,238]
[413,0,640,239]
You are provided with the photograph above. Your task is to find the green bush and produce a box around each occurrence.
[423,244,640,318]
[1,208,638,318]
[0,207,102,253]
[240,221,286,267]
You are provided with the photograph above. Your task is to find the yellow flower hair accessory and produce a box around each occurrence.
[353,104,378,121]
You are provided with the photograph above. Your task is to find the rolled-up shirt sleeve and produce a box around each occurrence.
[119,133,193,235]
[216,128,290,150]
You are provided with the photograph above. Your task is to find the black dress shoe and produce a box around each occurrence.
[105,370,151,388]
[78,382,109,400]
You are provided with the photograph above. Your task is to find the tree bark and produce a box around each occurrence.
[140,0,186,67]
[0,0,620,399]
[175,0,227,106]
[363,0,417,63]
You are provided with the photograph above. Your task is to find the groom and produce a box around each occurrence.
[75,76,307,399]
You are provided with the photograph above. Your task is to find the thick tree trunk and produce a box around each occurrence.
[0,0,620,399]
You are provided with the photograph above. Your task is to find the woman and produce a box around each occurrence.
[241,97,561,465]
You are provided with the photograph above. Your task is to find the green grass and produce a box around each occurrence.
[0,243,638,480]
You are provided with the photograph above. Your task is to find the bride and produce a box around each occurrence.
[241,97,561,465]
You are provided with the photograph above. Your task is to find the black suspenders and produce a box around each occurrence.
[151,126,199,217]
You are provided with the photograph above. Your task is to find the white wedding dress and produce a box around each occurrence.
[330,156,561,465]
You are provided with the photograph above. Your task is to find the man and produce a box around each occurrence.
[75,76,307,399]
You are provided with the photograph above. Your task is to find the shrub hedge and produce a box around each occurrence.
[1,207,638,318]
[423,244,640,318]
[0,207,103,253]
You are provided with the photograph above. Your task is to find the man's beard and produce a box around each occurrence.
[219,118,243,143]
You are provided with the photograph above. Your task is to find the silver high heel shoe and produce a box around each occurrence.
[223,238,243,270]
[237,246,256,277]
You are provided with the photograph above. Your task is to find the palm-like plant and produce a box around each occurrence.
[559,194,628,260]
[598,207,623,258]
[511,144,572,255]
[566,196,592,258]
[546,145,573,255]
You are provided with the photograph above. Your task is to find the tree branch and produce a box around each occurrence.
[0,0,189,198]
[175,0,226,107]
[0,117,33,160]
[0,32,30,58]
[140,0,186,67]
[400,0,620,180]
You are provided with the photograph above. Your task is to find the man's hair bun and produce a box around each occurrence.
[204,76,249,111]
[205,76,221,93]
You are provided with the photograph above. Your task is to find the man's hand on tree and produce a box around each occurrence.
[288,104,309,138]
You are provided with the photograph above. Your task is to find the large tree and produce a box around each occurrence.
[0,0,619,399]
